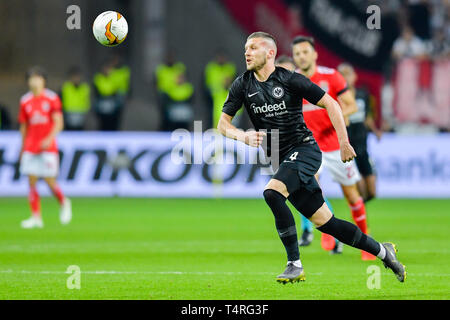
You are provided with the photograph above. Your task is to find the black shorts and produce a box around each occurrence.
[272,143,324,218]
[353,146,375,177]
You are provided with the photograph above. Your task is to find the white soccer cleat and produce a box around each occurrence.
[21,216,44,229]
[60,198,72,225]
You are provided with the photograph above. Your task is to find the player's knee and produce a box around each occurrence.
[264,179,289,198]
[263,189,285,206]
[309,202,333,227]
[295,191,324,220]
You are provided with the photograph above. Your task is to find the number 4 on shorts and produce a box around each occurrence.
[289,152,298,161]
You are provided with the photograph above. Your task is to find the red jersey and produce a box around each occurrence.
[18,89,62,154]
[300,66,348,152]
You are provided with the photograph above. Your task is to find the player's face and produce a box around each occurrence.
[28,75,45,92]
[244,38,268,71]
[292,42,317,72]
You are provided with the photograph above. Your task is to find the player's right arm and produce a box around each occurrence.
[217,76,265,147]
[18,101,28,159]
[217,113,265,147]
[316,93,356,162]
[19,123,27,158]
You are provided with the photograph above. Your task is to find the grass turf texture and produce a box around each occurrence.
[0,197,449,300]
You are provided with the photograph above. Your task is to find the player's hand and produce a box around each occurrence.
[245,130,266,147]
[40,137,52,150]
[340,141,356,163]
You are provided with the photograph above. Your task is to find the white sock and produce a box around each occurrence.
[377,243,386,260]
[289,260,302,268]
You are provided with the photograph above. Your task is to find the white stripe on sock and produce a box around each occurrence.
[289,260,302,268]
[377,243,386,260]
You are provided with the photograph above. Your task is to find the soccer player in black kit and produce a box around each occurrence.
[217,32,406,283]
[338,63,382,203]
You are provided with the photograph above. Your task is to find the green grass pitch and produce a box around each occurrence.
[0,197,449,300]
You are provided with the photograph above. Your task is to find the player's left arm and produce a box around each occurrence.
[316,93,356,162]
[290,72,356,162]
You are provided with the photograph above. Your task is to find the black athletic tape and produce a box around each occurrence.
[277,225,297,238]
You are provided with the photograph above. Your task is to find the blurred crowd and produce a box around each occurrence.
[153,48,237,131]
[351,0,450,133]
[0,49,237,132]
[385,0,450,133]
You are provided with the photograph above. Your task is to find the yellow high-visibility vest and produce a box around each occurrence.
[111,65,130,94]
[167,82,194,102]
[155,62,186,94]
[61,81,91,113]
[205,61,236,92]
[93,72,117,96]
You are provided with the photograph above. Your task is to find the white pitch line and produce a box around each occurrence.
[0,270,322,276]
[0,270,449,277]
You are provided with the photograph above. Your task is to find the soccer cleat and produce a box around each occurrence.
[321,232,336,251]
[276,262,306,284]
[21,216,43,229]
[330,240,343,255]
[298,230,313,247]
[60,198,72,225]
[382,242,406,282]
[361,250,376,260]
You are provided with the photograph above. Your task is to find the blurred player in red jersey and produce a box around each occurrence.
[292,36,375,260]
[18,66,72,229]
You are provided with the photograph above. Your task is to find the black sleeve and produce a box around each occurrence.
[289,72,326,105]
[222,76,244,117]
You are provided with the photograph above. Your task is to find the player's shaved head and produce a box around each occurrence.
[247,31,277,56]
[245,32,278,71]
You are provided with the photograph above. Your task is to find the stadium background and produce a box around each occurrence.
[0,0,449,300]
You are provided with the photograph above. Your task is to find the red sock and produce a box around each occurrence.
[349,197,368,234]
[29,186,41,217]
[51,184,65,205]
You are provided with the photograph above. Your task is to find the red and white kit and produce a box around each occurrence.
[301,66,361,186]
[18,89,62,177]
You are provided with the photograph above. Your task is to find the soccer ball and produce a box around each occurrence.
[92,11,128,47]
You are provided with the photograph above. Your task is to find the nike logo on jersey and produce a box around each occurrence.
[248,92,259,97]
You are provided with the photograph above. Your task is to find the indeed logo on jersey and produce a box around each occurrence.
[250,100,288,117]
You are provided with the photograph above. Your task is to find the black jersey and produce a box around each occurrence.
[222,67,326,159]
[347,88,370,145]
